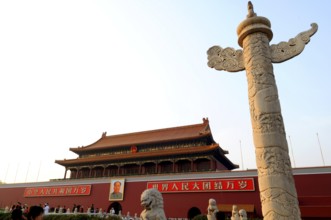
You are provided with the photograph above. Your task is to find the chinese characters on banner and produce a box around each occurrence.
[147,178,254,193]
[24,185,91,197]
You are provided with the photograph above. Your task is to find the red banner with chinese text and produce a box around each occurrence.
[24,185,91,197]
[147,178,254,193]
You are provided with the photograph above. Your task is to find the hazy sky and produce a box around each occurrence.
[0,0,330,183]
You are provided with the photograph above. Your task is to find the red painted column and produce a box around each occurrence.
[102,166,106,177]
[64,168,67,179]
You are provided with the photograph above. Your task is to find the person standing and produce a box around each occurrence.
[27,206,44,220]
[43,203,49,215]
[90,204,95,213]
[11,206,23,220]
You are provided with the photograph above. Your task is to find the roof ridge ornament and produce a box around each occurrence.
[202,117,209,124]
[247,1,256,18]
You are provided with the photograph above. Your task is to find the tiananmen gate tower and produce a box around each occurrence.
[1,118,331,219]
[55,118,238,179]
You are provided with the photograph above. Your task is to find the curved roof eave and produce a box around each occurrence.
[71,132,213,154]
[56,144,220,167]
[69,119,213,154]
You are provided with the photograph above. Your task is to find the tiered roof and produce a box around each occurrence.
[69,118,213,154]
[57,144,221,166]
[55,118,238,170]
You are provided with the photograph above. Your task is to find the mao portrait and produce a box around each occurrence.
[109,179,125,201]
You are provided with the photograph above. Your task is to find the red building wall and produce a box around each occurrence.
[1,168,331,219]
[0,180,260,217]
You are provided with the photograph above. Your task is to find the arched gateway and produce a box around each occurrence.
[187,207,201,219]
[107,202,122,215]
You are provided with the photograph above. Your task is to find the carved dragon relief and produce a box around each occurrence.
[256,147,292,177]
[260,188,300,218]
[207,46,244,72]
[207,23,317,72]
[270,23,318,63]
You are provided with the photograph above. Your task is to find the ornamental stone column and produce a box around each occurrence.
[207,2,317,219]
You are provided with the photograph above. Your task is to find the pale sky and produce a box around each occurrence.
[0,1,330,183]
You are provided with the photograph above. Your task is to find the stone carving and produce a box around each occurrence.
[207,198,218,220]
[207,46,244,72]
[239,209,247,220]
[260,187,300,218]
[256,147,293,177]
[271,23,318,63]
[231,205,240,220]
[207,19,318,70]
[140,188,166,220]
[247,1,256,18]
[241,21,300,220]
[207,1,317,219]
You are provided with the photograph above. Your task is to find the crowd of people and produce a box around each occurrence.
[4,202,133,220]
[9,202,44,220]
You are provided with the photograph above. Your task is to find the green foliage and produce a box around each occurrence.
[0,213,11,220]
[192,214,207,220]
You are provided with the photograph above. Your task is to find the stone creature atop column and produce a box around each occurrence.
[239,209,247,220]
[207,2,317,219]
[140,188,166,220]
[207,198,218,220]
[231,205,240,220]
